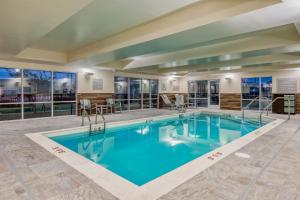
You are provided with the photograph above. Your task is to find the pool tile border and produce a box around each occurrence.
[26,111,284,200]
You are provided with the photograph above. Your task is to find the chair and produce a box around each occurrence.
[106,98,122,113]
[80,99,92,114]
[174,94,186,112]
[160,94,175,109]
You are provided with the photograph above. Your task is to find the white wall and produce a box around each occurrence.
[180,69,300,94]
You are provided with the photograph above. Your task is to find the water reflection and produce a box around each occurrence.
[56,115,258,164]
[52,114,262,185]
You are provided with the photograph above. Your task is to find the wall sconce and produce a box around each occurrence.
[224,74,233,80]
[84,72,94,79]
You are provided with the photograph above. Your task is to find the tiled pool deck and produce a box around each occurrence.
[0,109,299,200]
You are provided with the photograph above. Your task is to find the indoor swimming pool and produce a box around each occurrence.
[49,112,270,186]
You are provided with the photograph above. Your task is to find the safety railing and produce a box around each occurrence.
[259,97,290,124]
[95,104,106,133]
[242,97,271,120]
[81,105,106,135]
[81,109,92,133]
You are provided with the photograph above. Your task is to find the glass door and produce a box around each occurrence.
[150,80,158,108]
[188,80,219,108]
[142,79,150,109]
[208,80,220,108]
[196,80,208,107]
[129,78,141,110]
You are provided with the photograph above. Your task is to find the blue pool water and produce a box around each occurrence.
[50,113,268,186]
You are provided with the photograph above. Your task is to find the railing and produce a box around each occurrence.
[81,105,106,135]
[95,104,106,133]
[259,97,290,123]
[242,97,271,120]
[81,109,92,133]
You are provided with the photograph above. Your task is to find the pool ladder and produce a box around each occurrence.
[81,105,106,135]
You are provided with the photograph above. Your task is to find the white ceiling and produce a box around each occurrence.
[31,0,200,52]
[0,0,93,55]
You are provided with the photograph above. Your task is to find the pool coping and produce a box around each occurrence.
[25,111,285,200]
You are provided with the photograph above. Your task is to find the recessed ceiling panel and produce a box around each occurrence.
[31,0,199,52]
[0,0,93,55]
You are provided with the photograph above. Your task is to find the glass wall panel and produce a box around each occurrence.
[0,104,21,121]
[150,79,158,108]
[261,77,272,109]
[24,103,51,119]
[23,69,52,102]
[116,99,129,111]
[0,68,21,103]
[53,72,76,101]
[130,78,141,99]
[242,77,259,99]
[210,80,219,106]
[130,100,141,110]
[241,77,272,110]
[196,99,208,107]
[142,79,150,99]
[0,67,77,121]
[196,80,208,98]
[114,76,158,110]
[114,76,128,100]
[114,76,129,110]
[188,81,196,99]
[53,102,76,116]
[261,77,272,98]
[188,80,209,107]
[142,79,150,108]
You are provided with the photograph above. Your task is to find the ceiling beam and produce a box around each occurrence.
[68,0,279,64]
[0,0,93,55]
[155,54,300,73]
[125,24,300,70]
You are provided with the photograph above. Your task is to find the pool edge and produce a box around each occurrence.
[25,111,285,200]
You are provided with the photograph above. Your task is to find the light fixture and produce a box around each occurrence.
[224,74,233,80]
[84,72,94,79]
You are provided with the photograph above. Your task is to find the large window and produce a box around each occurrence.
[188,80,220,108]
[130,78,141,110]
[23,70,52,118]
[241,76,272,110]
[0,67,77,121]
[53,72,77,116]
[0,68,22,120]
[114,76,129,110]
[114,76,158,111]
[188,80,209,107]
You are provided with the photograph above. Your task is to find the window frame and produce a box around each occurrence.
[0,67,77,121]
[241,76,272,111]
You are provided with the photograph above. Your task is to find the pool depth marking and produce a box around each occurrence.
[207,151,223,160]
[52,146,65,154]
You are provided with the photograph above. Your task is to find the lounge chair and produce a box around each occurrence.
[174,94,186,113]
[160,94,175,109]
[106,98,122,113]
[80,99,92,115]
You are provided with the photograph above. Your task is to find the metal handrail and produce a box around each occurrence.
[81,105,106,135]
[259,96,290,123]
[95,104,106,133]
[242,96,271,120]
[81,109,92,133]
